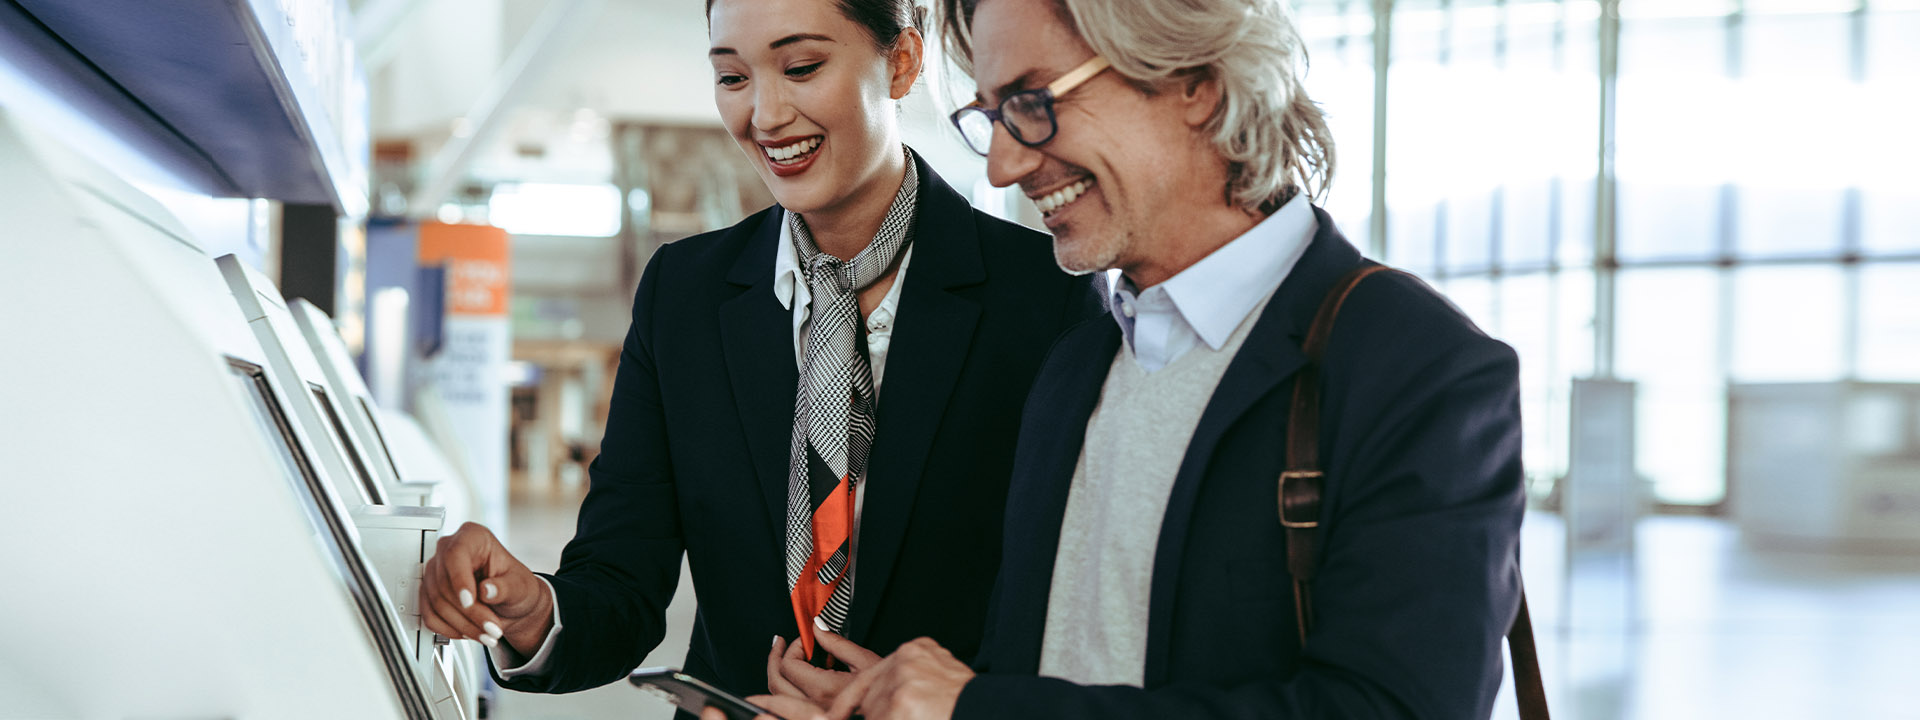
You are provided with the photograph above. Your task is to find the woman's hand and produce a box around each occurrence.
[766,624,884,708]
[417,522,553,655]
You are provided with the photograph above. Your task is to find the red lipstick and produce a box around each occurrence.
[761,135,823,178]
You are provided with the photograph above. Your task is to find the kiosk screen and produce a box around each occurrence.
[310,383,384,505]
[223,358,431,717]
[357,396,405,482]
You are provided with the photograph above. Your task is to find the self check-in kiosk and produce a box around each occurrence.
[0,109,433,718]
[218,257,478,719]
[219,257,395,509]
[289,298,438,507]
[291,297,487,712]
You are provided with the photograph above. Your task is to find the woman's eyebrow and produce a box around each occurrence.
[711,32,836,56]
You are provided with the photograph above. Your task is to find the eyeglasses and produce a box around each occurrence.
[950,55,1111,157]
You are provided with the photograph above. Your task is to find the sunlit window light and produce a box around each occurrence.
[487,182,623,237]
[1618,0,1737,19]
[1745,0,1867,15]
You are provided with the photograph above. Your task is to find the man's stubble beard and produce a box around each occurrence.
[1052,226,1128,277]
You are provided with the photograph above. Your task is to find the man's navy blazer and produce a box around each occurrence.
[955,209,1527,719]
[492,153,1098,697]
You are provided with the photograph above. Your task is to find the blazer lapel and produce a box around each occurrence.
[1141,209,1365,686]
[717,209,801,541]
[992,319,1121,674]
[843,156,990,643]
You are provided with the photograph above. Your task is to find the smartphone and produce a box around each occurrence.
[628,667,777,720]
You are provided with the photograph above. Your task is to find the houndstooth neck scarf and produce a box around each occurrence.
[783,149,918,649]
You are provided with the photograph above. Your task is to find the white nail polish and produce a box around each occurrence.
[484,583,499,601]
[478,634,498,649]
[459,589,474,608]
[484,621,504,639]
[813,616,830,633]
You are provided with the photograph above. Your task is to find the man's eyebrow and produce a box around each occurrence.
[711,33,836,57]
[977,69,1043,105]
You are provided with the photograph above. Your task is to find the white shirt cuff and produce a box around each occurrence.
[488,576,564,679]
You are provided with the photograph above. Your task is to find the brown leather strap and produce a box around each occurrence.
[1508,584,1551,720]
[1282,264,1388,646]
[1281,263,1549,720]
[1286,265,1391,471]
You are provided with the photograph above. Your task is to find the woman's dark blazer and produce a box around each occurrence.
[492,151,1100,697]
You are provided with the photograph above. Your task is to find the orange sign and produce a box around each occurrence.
[418,222,510,316]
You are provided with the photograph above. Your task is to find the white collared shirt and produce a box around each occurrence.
[1107,194,1318,373]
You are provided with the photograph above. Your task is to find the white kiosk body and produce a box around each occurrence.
[0,109,432,718]
[290,298,438,506]
[294,298,485,717]
[217,257,475,718]
[218,257,394,509]
[380,403,483,531]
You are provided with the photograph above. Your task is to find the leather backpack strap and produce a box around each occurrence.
[1508,582,1551,720]
[1282,263,1390,645]
[1280,263,1551,720]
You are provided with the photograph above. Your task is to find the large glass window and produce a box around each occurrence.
[1616,268,1726,505]
[1615,13,1729,262]
[1500,273,1554,480]
[1730,265,1847,382]
[1386,0,1449,275]
[1734,12,1851,259]
[1496,8,1573,272]
[1300,0,1377,242]
[1558,2,1601,268]
[1306,0,1915,508]
[1859,263,1920,382]
[1861,10,1920,257]
[1553,269,1598,484]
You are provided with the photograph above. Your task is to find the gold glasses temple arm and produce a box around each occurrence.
[1045,56,1111,97]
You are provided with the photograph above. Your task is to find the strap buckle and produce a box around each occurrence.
[1278,470,1324,529]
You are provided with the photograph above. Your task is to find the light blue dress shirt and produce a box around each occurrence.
[1108,193,1319,372]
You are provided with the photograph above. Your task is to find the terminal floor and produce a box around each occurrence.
[493,485,1920,720]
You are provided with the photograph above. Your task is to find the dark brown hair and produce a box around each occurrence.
[707,0,927,51]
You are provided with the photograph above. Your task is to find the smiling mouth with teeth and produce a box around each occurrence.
[1032,178,1095,216]
[765,136,823,164]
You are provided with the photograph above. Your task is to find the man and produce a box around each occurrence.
[746,0,1528,718]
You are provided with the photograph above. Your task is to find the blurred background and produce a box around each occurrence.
[1,0,1916,718]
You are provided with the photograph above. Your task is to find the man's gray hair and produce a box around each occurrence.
[939,0,1334,213]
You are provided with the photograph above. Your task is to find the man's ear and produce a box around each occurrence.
[890,28,927,100]
[1178,67,1222,128]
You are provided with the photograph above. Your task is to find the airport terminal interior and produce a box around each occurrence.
[1,0,1916,718]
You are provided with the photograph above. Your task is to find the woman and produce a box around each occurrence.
[415,0,1098,706]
